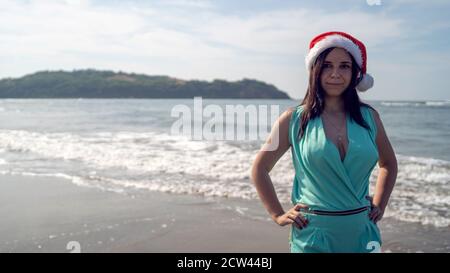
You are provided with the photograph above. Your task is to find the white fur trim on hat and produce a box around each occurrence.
[305,34,363,71]
[356,73,374,92]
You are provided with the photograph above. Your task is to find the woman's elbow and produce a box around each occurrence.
[379,157,398,172]
[378,149,397,167]
[389,154,398,170]
[251,161,261,181]
[251,159,269,183]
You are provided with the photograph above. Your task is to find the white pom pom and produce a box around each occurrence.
[356,73,374,92]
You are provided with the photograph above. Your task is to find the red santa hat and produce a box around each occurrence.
[305,31,374,92]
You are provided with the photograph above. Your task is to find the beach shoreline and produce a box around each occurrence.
[0,174,289,253]
[0,174,448,253]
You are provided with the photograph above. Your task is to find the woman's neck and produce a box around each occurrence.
[323,96,345,114]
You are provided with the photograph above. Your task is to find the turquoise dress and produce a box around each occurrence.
[288,105,382,253]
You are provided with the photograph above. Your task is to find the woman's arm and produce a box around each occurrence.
[369,108,398,222]
[251,108,309,229]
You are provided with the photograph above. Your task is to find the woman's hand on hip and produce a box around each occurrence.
[366,195,385,224]
[275,204,309,229]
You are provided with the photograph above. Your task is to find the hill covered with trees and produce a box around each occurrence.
[0,70,291,99]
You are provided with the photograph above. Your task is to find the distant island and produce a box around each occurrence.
[0,70,291,99]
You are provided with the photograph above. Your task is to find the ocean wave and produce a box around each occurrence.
[369,154,450,228]
[425,101,450,107]
[0,129,448,228]
[381,101,450,108]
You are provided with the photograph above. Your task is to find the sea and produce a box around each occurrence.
[0,98,449,231]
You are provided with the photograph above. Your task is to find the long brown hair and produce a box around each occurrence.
[296,47,375,140]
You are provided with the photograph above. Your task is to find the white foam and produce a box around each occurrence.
[381,102,423,107]
[0,129,448,228]
[0,129,293,193]
[381,101,450,108]
[369,154,450,227]
[425,101,450,107]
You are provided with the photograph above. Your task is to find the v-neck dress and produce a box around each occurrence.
[288,105,382,253]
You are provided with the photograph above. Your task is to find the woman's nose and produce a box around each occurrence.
[330,69,341,78]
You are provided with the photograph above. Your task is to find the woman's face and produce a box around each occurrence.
[320,47,353,97]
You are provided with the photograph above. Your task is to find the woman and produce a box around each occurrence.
[251,31,398,253]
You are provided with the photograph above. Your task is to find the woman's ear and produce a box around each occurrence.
[356,70,363,83]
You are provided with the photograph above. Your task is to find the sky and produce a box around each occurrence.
[0,0,449,101]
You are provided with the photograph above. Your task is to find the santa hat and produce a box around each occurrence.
[305,31,374,92]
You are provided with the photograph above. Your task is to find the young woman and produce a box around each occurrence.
[251,31,398,253]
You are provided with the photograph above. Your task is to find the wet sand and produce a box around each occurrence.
[0,174,448,253]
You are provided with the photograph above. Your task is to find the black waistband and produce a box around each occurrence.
[301,206,369,216]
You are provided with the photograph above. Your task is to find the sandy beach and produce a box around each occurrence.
[0,174,448,253]
[0,174,289,253]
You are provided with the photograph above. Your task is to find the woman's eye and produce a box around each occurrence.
[341,65,350,69]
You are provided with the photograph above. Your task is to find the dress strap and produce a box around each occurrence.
[361,106,378,147]
[288,105,303,146]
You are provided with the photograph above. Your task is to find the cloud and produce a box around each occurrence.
[0,0,405,58]
[0,0,447,99]
[390,0,450,5]
[154,0,214,9]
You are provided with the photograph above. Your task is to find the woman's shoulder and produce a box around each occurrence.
[279,107,295,125]
[289,104,305,115]
[282,104,302,116]
[284,105,304,121]
[360,104,379,118]
[361,104,380,121]
[278,105,303,129]
[360,103,381,135]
